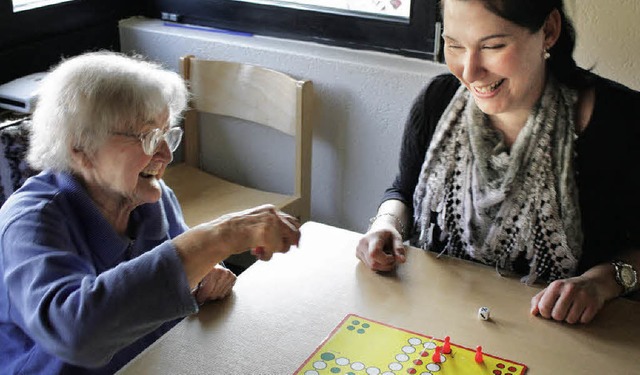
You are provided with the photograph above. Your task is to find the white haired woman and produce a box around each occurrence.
[0,51,300,374]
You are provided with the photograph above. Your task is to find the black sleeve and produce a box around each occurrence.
[381,74,460,215]
[575,76,640,271]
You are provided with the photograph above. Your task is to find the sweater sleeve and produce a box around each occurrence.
[575,76,640,270]
[0,203,197,368]
[381,74,460,215]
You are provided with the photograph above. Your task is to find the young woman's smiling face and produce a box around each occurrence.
[442,0,551,119]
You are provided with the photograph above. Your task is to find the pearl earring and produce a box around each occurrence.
[544,49,551,60]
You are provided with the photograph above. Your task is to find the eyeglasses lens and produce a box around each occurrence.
[142,128,183,155]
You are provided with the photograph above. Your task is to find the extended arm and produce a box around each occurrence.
[531,249,640,324]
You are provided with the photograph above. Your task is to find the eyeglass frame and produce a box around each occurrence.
[111,127,184,156]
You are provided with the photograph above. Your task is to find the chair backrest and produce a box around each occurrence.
[179,55,313,221]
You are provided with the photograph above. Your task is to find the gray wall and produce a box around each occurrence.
[119,17,447,233]
[569,0,640,91]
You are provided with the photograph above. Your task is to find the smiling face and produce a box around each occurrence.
[75,109,173,218]
[442,0,552,121]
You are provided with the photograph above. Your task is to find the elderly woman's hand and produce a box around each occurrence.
[173,204,301,289]
[194,264,237,304]
[219,204,301,260]
[356,226,406,272]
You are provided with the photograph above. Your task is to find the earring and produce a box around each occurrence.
[543,48,551,60]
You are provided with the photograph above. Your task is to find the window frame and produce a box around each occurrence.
[143,0,443,60]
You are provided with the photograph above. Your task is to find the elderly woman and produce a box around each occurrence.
[0,52,300,374]
[357,0,640,324]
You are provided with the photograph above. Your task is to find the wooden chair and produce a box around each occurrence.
[163,55,313,272]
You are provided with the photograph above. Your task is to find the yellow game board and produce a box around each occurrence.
[295,314,527,375]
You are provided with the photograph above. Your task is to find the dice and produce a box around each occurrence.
[478,306,490,321]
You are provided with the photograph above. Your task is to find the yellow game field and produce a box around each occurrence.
[296,314,526,375]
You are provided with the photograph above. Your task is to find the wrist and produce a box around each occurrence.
[369,213,406,238]
[611,260,639,297]
[578,263,621,302]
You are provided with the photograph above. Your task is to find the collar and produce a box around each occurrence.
[55,172,170,269]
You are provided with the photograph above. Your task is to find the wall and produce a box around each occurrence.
[119,1,640,233]
[569,0,640,91]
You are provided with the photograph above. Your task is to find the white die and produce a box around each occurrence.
[478,306,490,320]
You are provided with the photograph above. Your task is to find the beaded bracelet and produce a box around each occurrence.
[368,212,406,237]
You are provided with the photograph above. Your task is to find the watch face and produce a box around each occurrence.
[621,267,636,286]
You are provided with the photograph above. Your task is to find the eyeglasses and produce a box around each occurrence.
[112,127,183,156]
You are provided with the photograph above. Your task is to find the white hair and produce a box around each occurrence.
[27,51,188,172]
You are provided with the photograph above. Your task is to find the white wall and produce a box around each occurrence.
[119,1,640,232]
[569,0,640,91]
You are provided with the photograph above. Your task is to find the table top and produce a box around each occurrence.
[118,221,640,374]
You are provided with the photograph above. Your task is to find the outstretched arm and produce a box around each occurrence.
[530,248,640,324]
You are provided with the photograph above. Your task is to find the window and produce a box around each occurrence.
[234,0,411,20]
[12,0,73,12]
[144,0,442,60]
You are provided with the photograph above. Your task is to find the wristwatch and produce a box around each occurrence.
[611,260,639,296]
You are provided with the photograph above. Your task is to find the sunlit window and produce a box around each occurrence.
[12,0,74,12]
[234,0,410,20]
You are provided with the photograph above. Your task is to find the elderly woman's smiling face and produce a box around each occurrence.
[78,109,174,212]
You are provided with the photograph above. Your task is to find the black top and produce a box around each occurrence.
[383,73,640,273]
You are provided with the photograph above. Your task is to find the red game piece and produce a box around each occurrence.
[432,346,442,363]
[252,246,265,257]
[475,345,484,364]
[442,336,451,354]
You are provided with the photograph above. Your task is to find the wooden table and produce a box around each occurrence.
[118,221,640,374]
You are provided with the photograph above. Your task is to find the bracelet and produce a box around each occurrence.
[369,213,406,237]
[191,280,204,306]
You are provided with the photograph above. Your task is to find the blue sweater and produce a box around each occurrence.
[0,171,198,374]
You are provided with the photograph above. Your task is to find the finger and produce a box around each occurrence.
[530,291,543,315]
[247,204,277,215]
[355,242,374,268]
[371,260,396,272]
[208,270,236,300]
[372,233,398,264]
[278,211,302,229]
[392,236,406,263]
[369,245,396,267]
[564,300,585,324]
[283,221,301,247]
[251,246,274,261]
[252,246,265,257]
[579,304,599,324]
[551,288,574,322]
[215,272,235,297]
[536,284,562,319]
[356,240,388,270]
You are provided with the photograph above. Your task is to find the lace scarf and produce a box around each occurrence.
[412,77,582,284]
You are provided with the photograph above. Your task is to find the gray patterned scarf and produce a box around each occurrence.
[412,77,582,284]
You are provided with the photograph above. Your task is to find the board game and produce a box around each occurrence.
[295,314,527,375]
